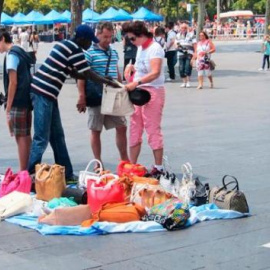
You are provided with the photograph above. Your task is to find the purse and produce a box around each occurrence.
[209,175,249,213]
[101,83,134,116]
[209,59,216,70]
[87,174,125,213]
[35,164,66,201]
[117,160,147,177]
[0,169,32,198]
[85,50,111,107]
[0,191,32,220]
[81,202,146,227]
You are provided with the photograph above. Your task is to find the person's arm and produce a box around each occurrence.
[117,66,122,83]
[208,40,216,54]
[6,70,17,136]
[76,79,86,113]
[125,58,162,91]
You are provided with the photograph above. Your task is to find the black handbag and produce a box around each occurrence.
[85,50,112,107]
[209,175,249,213]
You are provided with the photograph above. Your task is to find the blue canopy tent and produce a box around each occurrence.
[12,12,26,24]
[62,10,71,20]
[21,10,44,24]
[118,9,132,18]
[0,12,14,25]
[94,7,132,21]
[132,7,163,21]
[83,8,100,22]
[36,10,70,24]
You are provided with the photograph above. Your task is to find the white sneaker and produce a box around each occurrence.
[180,83,186,88]
[165,78,175,82]
[258,68,264,71]
[186,82,191,88]
[264,68,269,71]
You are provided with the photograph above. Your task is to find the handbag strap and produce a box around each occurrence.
[82,159,103,176]
[104,49,112,76]
[35,164,54,182]
[222,175,239,191]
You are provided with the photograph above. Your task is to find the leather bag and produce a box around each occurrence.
[0,191,32,220]
[209,175,249,213]
[35,164,66,201]
[81,202,146,227]
[0,169,31,197]
[38,205,92,226]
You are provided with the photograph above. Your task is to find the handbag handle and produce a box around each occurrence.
[35,164,54,182]
[82,159,103,176]
[91,174,120,190]
[222,175,239,191]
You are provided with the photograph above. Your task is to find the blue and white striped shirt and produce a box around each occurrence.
[31,40,90,100]
[84,43,119,79]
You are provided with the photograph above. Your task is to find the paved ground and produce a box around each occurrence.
[0,40,270,269]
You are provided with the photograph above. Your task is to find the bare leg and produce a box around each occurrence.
[197,75,203,89]
[153,148,163,166]
[116,125,129,160]
[208,75,214,88]
[91,130,102,162]
[130,144,141,164]
[16,135,32,170]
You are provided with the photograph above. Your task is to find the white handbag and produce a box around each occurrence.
[101,82,134,116]
[0,191,32,220]
[78,159,104,189]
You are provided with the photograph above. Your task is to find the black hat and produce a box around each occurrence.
[128,88,151,106]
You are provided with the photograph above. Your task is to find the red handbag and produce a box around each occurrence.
[117,160,147,177]
[0,169,32,197]
[87,174,125,213]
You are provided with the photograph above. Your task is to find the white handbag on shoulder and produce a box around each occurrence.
[101,82,134,116]
[0,191,32,220]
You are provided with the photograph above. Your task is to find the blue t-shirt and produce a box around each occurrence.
[264,41,270,56]
[6,53,19,72]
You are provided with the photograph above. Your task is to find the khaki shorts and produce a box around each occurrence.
[87,106,127,131]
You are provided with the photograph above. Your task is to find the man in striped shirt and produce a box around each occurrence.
[28,25,118,183]
[77,22,129,169]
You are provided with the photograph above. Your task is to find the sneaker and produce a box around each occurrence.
[144,167,164,179]
[66,174,78,185]
[264,68,269,71]
[258,68,264,71]
[165,78,175,82]
[180,83,186,88]
[186,82,191,88]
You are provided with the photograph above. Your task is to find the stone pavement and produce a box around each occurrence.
[0,40,270,269]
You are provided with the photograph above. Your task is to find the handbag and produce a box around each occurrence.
[209,59,216,70]
[87,174,125,213]
[0,169,32,198]
[209,175,249,213]
[117,160,147,177]
[78,159,104,189]
[38,205,92,226]
[81,202,146,227]
[0,191,32,220]
[35,164,66,201]
[101,83,134,116]
[85,50,112,107]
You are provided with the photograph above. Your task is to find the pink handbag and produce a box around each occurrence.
[0,169,32,197]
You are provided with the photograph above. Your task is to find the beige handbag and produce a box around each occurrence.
[0,191,32,220]
[35,164,66,201]
[101,82,134,116]
[38,205,92,226]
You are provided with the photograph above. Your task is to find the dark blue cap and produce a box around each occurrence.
[75,24,99,43]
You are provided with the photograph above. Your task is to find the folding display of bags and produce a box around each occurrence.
[81,202,146,227]
[130,176,172,209]
[0,169,31,198]
[87,174,125,213]
[117,160,147,177]
[101,83,134,116]
[142,198,190,230]
[35,164,66,201]
[209,175,249,213]
[0,191,32,220]
[38,205,92,226]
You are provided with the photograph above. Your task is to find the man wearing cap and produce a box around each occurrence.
[28,24,117,184]
[77,22,129,169]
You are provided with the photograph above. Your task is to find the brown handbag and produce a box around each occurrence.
[209,175,249,213]
[38,205,92,226]
[35,164,66,201]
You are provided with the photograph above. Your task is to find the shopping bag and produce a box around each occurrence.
[35,163,66,201]
[0,169,31,198]
[0,191,32,220]
[101,83,134,116]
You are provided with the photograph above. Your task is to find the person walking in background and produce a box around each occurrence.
[165,22,177,82]
[19,28,29,52]
[258,35,270,71]
[28,25,118,183]
[192,31,215,89]
[124,21,166,177]
[122,23,137,81]
[154,26,166,49]
[0,29,33,170]
[77,22,129,170]
[175,23,196,88]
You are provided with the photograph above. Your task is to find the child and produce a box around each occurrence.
[259,35,270,71]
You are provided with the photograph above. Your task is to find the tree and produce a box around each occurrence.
[70,0,83,38]
[197,0,209,37]
[0,0,4,21]
[266,0,270,34]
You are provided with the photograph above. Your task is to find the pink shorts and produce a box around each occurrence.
[129,86,165,150]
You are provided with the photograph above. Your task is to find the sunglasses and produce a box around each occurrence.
[129,36,137,42]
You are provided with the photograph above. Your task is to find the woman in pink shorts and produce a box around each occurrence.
[124,21,165,177]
